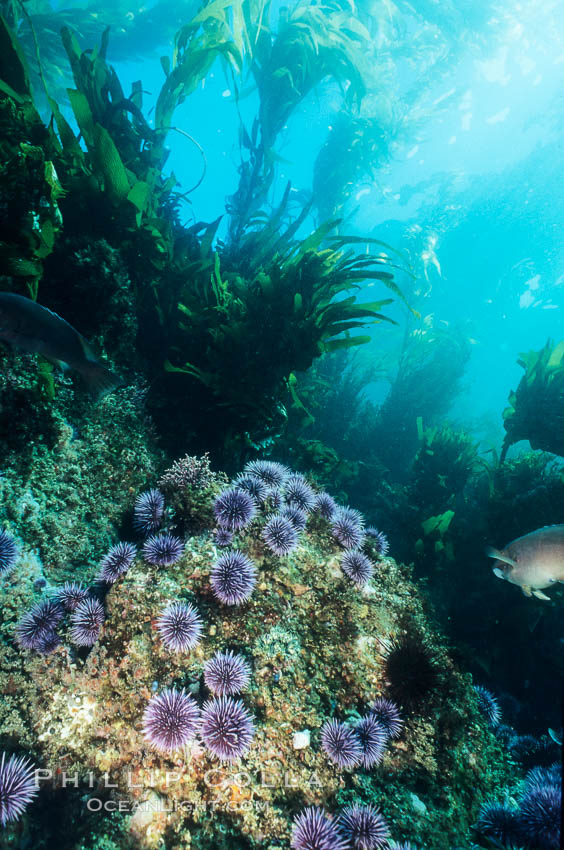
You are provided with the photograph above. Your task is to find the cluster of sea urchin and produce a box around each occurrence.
[291,803,391,850]
[321,699,400,773]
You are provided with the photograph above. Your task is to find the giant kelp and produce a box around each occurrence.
[501,339,564,461]
[0,1,405,459]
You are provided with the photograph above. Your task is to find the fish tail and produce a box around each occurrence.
[79,361,123,401]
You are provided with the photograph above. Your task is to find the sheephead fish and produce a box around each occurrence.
[486,524,564,601]
[0,292,122,400]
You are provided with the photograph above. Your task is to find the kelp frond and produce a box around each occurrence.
[501,339,564,461]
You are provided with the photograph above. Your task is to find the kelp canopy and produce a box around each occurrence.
[0,0,408,463]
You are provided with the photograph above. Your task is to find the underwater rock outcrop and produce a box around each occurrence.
[0,456,514,849]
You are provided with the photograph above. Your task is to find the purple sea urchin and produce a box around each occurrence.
[156,601,202,653]
[0,752,38,826]
[280,505,308,532]
[266,490,284,512]
[339,804,390,849]
[234,475,269,503]
[15,599,64,651]
[473,800,522,846]
[69,598,105,646]
[142,689,200,753]
[283,476,316,512]
[143,533,184,566]
[262,515,299,556]
[211,551,256,605]
[365,528,389,556]
[332,507,365,549]
[214,528,233,547]
[55,582,90,612]
[213,487,256,531]
[314,492,337,520]
[321,720,363,769]
[98,541,136,583]
[0,529,19,576]
[243,460,289,489]
[204,650,251,696]
[356,715,386,768]
[525,765,561,792]
[370,698,402,739]
[291,806,348,850]
[133,488,165,534]
[35,630,61,655]
[474,685,501,727]
[517,786,561,850]
[200,696,255,761]
[341,550,374,587]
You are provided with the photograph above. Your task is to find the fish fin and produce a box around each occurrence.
[78,334,99,364]
[485,546,517,567]
[79,361,124,401]
[548,727,563,746]
[532,589,551,601]
[521,586,533,597]
[492,567,505,580]
[42,354,70,372]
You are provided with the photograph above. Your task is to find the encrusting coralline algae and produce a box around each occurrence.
[0,455,515,849]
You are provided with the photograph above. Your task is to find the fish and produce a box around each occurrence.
[0,292,122,400]
[486,524,564,601]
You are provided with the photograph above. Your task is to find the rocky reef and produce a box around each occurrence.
[0,444,515,849]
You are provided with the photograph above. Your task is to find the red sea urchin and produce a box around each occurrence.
[142,689,200,753]
[0,752,38,826]
[204,650,251,696]
[156,601,202,653]
[291,806,348,850]
[382,633,441,712]
[210,550,256,605]
[338,804,390,849]
[200,696,255,761]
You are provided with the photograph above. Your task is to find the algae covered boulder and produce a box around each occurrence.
[0,457,513,849]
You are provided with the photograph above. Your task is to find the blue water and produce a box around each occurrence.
[97,0,564,452]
